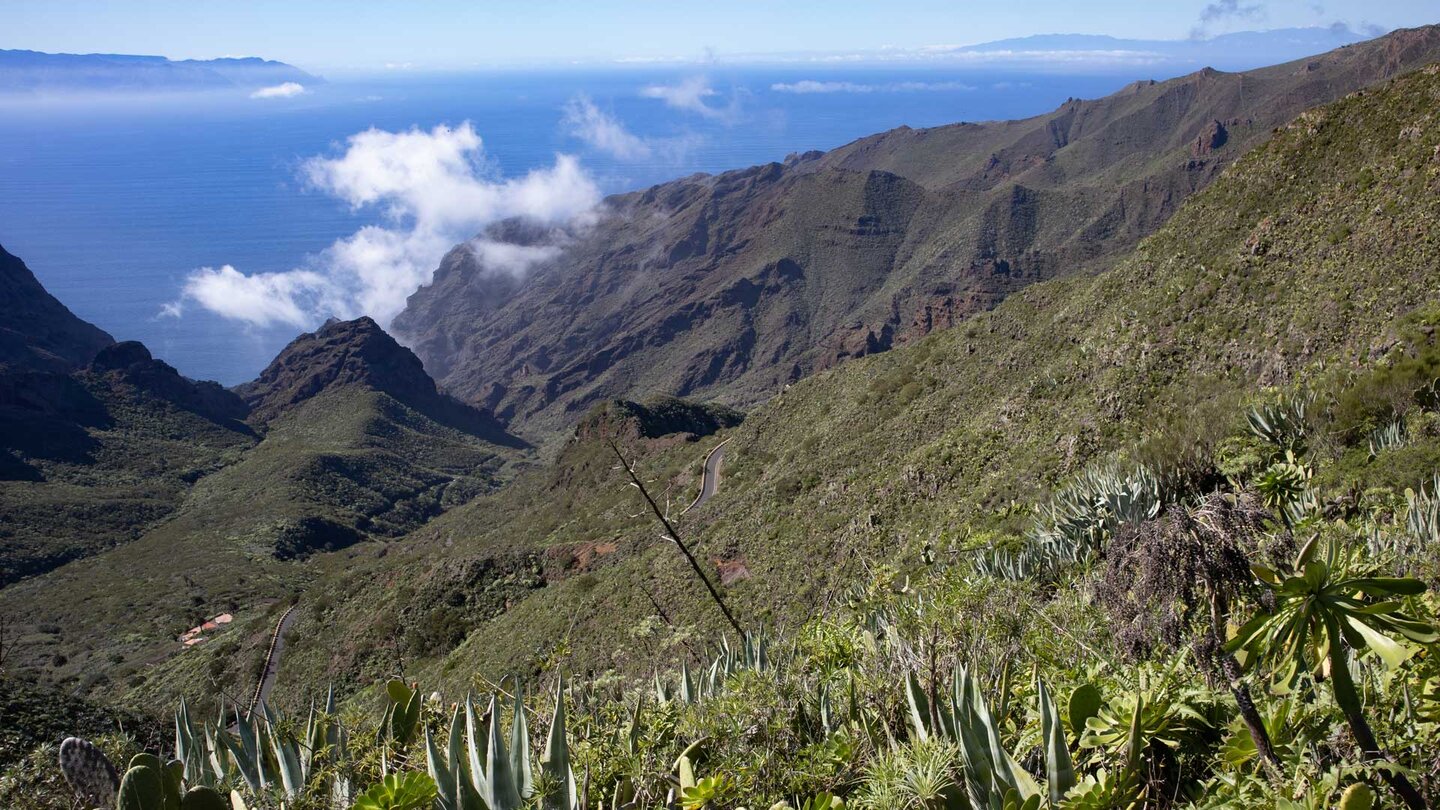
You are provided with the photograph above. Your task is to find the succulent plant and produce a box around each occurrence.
[977,461,1165,581]
[1405,475,1440,546]
[116,759,166,810]
[427,685,572,810]
[1338,783,1375,810]
[179,787,228,810]
[1367,417,1409,457]
[59,737,120,809]
[382,678,424,747]
[1246,394,1312,455]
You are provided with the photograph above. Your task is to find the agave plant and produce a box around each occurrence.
[1366,418,1409,458]
[1404,475,1440,548]
[171,690,351,806]
[904,669,1087,809]
[978,462,1165,581]
[1246,394,1312,456]
[426,678,579,810]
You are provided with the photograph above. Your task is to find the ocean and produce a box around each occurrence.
[0,66,1142,384]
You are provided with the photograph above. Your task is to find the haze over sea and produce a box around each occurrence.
[0,66,1206,383]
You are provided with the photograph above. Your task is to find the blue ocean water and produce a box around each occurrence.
[0,67,1139,384]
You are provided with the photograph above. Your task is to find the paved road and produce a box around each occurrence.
[683,439,729,514]
[250,604,298,714]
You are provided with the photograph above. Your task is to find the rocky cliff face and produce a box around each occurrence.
[396,25,1440,441]
[0,243,113,372]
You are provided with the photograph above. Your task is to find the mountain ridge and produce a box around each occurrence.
[0,250,523,596]
[396,24,1440,442]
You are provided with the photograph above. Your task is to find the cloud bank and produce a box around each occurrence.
[172,122,600,328]
[771,80,974,94]
[250,82,306,99]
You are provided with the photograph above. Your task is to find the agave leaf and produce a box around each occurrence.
[427,727,457,810]
[542,676,577,810]
[904,671,931,741]
[220,719,261,792]
[175,700,196,781]
[1038,680,1076,804]
[465,694,490,797]
[484,694,524,810]
[447,704,466,773]
[680,660,695,704]
[510,689,533,799]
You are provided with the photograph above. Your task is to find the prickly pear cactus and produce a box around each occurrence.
[179,786,228,810]
[117,762,166,810]
[58,736,120,808]
[1338,783,1374,810]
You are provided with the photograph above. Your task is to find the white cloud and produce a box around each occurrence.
[178,265,330,328]
[561,96,701,163]
[250,82,306,99]
[469,240,562,275]
[770,80,974,94]
[561,96,654,161]
[172,122,601,328]
[640,76,723,118]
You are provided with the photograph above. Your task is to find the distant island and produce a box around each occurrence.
[945,25,1370,64]
[0,49,320,95]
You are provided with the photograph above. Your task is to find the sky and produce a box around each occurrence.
[3,0,1437,71]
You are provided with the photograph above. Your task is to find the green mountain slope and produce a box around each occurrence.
[269,61,1440,701]
[0,342,255,584]
[0,320,526,704]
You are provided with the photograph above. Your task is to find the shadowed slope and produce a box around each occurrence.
[0,243,113,373]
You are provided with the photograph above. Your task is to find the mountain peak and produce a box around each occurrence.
[237,317,440,424]
[0,243,114,373]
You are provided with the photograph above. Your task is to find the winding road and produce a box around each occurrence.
[248,604,298,715]
[683,438,729,515]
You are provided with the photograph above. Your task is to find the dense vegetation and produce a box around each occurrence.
[14,348,1440,807]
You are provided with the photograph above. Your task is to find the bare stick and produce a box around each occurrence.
[609,441,745,638]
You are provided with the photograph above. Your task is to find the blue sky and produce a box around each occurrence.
[2,0,1437,70]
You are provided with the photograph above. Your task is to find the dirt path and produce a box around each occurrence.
[248,604,297,714]
[683,438,729,515]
